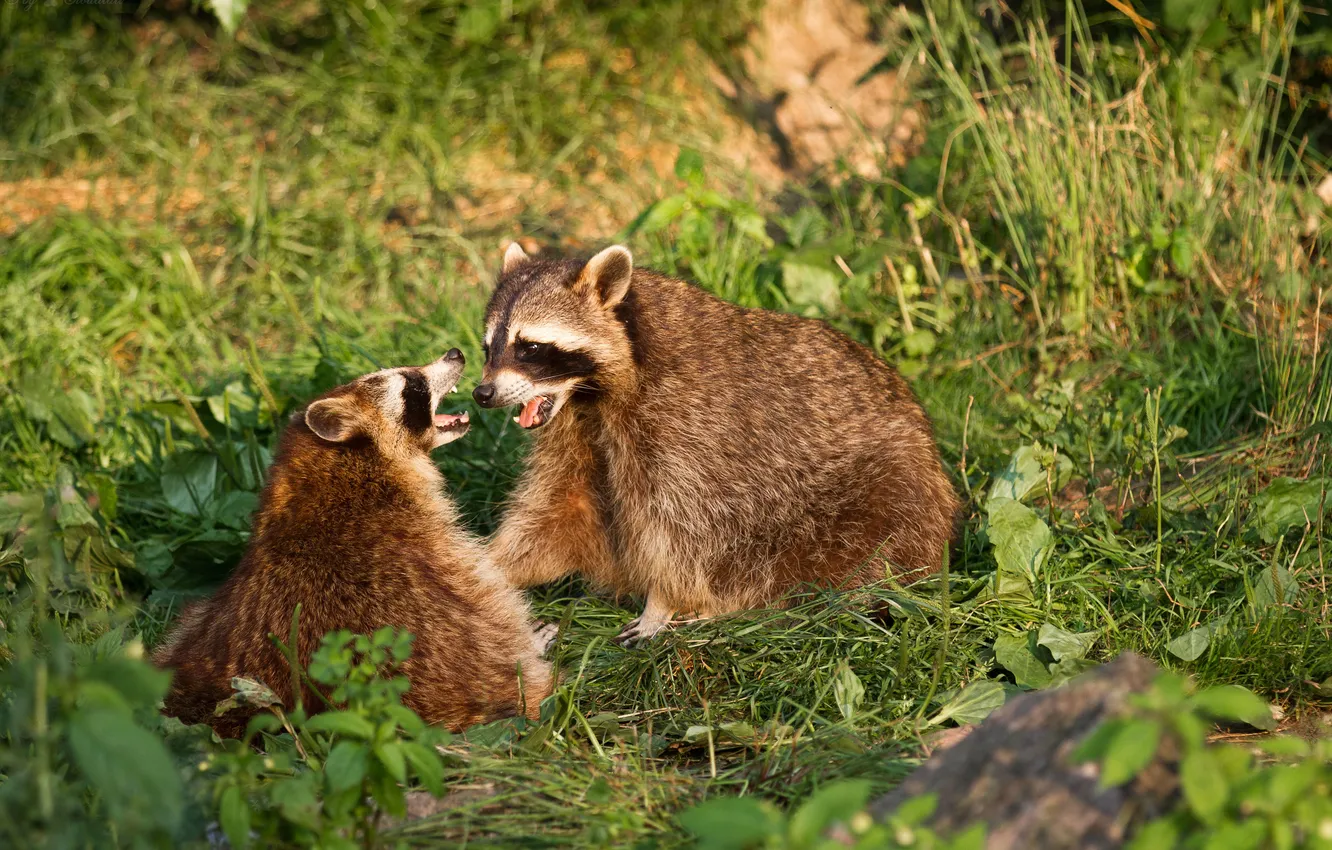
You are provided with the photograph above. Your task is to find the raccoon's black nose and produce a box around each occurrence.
[444,348,463,362]
[473,383,496,406]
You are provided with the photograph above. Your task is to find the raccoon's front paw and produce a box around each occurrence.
[613,612,672,646]
[532,622,560,656]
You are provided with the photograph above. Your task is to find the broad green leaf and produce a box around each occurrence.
[1199,818,1267,850]
[733,211,773,247]
[986,444,1047,507]
[384,703,427,737]
[833,663,865,721]
[84,658,172,707]
[1254,736,1310,759]
[993,632,1052,689]
[678,796,780,850]
[1179,750,1227,823]
[1047,657,1099,688]
[206,381,259,428]
[375,741,407,783]
[889,792,937,826]
[68,708,183,832]
[160,451,217,517]
[787,780,872,846]
[456,0,502,44]
[73,681,134,714]
[48,390,99,448]
[219,785,251,850]
[630,194,689,234]
[1189,685,1275,731]
[134,539,174,579]
[781,261,841,315]
[1127,818,1180,850]
[950,823,988,850]
[205,0,249,33]
[718,721,756,743]
[1253,562,1298,610]
[245,714,281,739]
[1037,624,1097,662]
[1099,718,1161,788]
[1071,718,1127,765]
[63,524,135,574]
[586,777,612,804]
[269,774,321,832]
[674,148,706,185]
[927,680,1007,727]
[210,489,259,530]
[1165,615,1230,662]
[1251,477,1327,543]
[1170,235,1195,276]
[369,769,407,817]
[55,468,98,528]
[304,710,375,739]
[0,490,44,536]
[587,711,620,738]
[402,741,445,797]
[324,741,370,793]
[683,725,713,745]
[1164,0,1219,32]
[987,498,1053,598]
[903,328,937,357]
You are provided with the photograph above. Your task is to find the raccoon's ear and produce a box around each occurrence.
[305,398,361,443]
[574,245,633,309]
[502,241,529,274]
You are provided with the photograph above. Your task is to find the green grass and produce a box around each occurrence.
[1,1,1329,847]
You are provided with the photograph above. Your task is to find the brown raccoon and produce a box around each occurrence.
[473,243,960,642]
[153,351,554,737]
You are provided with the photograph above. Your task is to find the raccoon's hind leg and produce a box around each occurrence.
[613,592,675,645]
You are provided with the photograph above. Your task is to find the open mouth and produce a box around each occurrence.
[433,411,470,435]
[515,396,553,429]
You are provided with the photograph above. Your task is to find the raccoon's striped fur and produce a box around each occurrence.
[475,244,960,641]
[154,352,553,736]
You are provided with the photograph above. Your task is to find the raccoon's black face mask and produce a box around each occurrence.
[473,244,633,430]
[304,352,471,452]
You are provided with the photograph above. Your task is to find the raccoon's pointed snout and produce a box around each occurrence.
[473,383,497,406]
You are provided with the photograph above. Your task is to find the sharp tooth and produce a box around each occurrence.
[513,416,521,424]
[451,384,458,393]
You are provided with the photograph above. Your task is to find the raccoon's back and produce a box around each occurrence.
[627,274,936,477]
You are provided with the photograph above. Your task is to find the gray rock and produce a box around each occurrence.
[870,653,1177,849]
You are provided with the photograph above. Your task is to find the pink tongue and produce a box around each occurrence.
[519,397,543,428]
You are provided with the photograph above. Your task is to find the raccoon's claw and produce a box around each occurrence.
[613,613,672,646]
[532,622,559,656]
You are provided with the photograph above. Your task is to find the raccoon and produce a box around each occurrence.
[153,351,554,737]
[473,243,960,643]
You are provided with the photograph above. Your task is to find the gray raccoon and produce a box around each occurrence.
[474,244,960,642]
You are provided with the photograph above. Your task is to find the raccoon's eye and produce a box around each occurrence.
[515,341,546,361]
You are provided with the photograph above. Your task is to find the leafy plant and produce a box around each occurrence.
[679,781,985,850]
[1072,673,1332,848]
[0,563,188,847]
[202,627,451,849]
